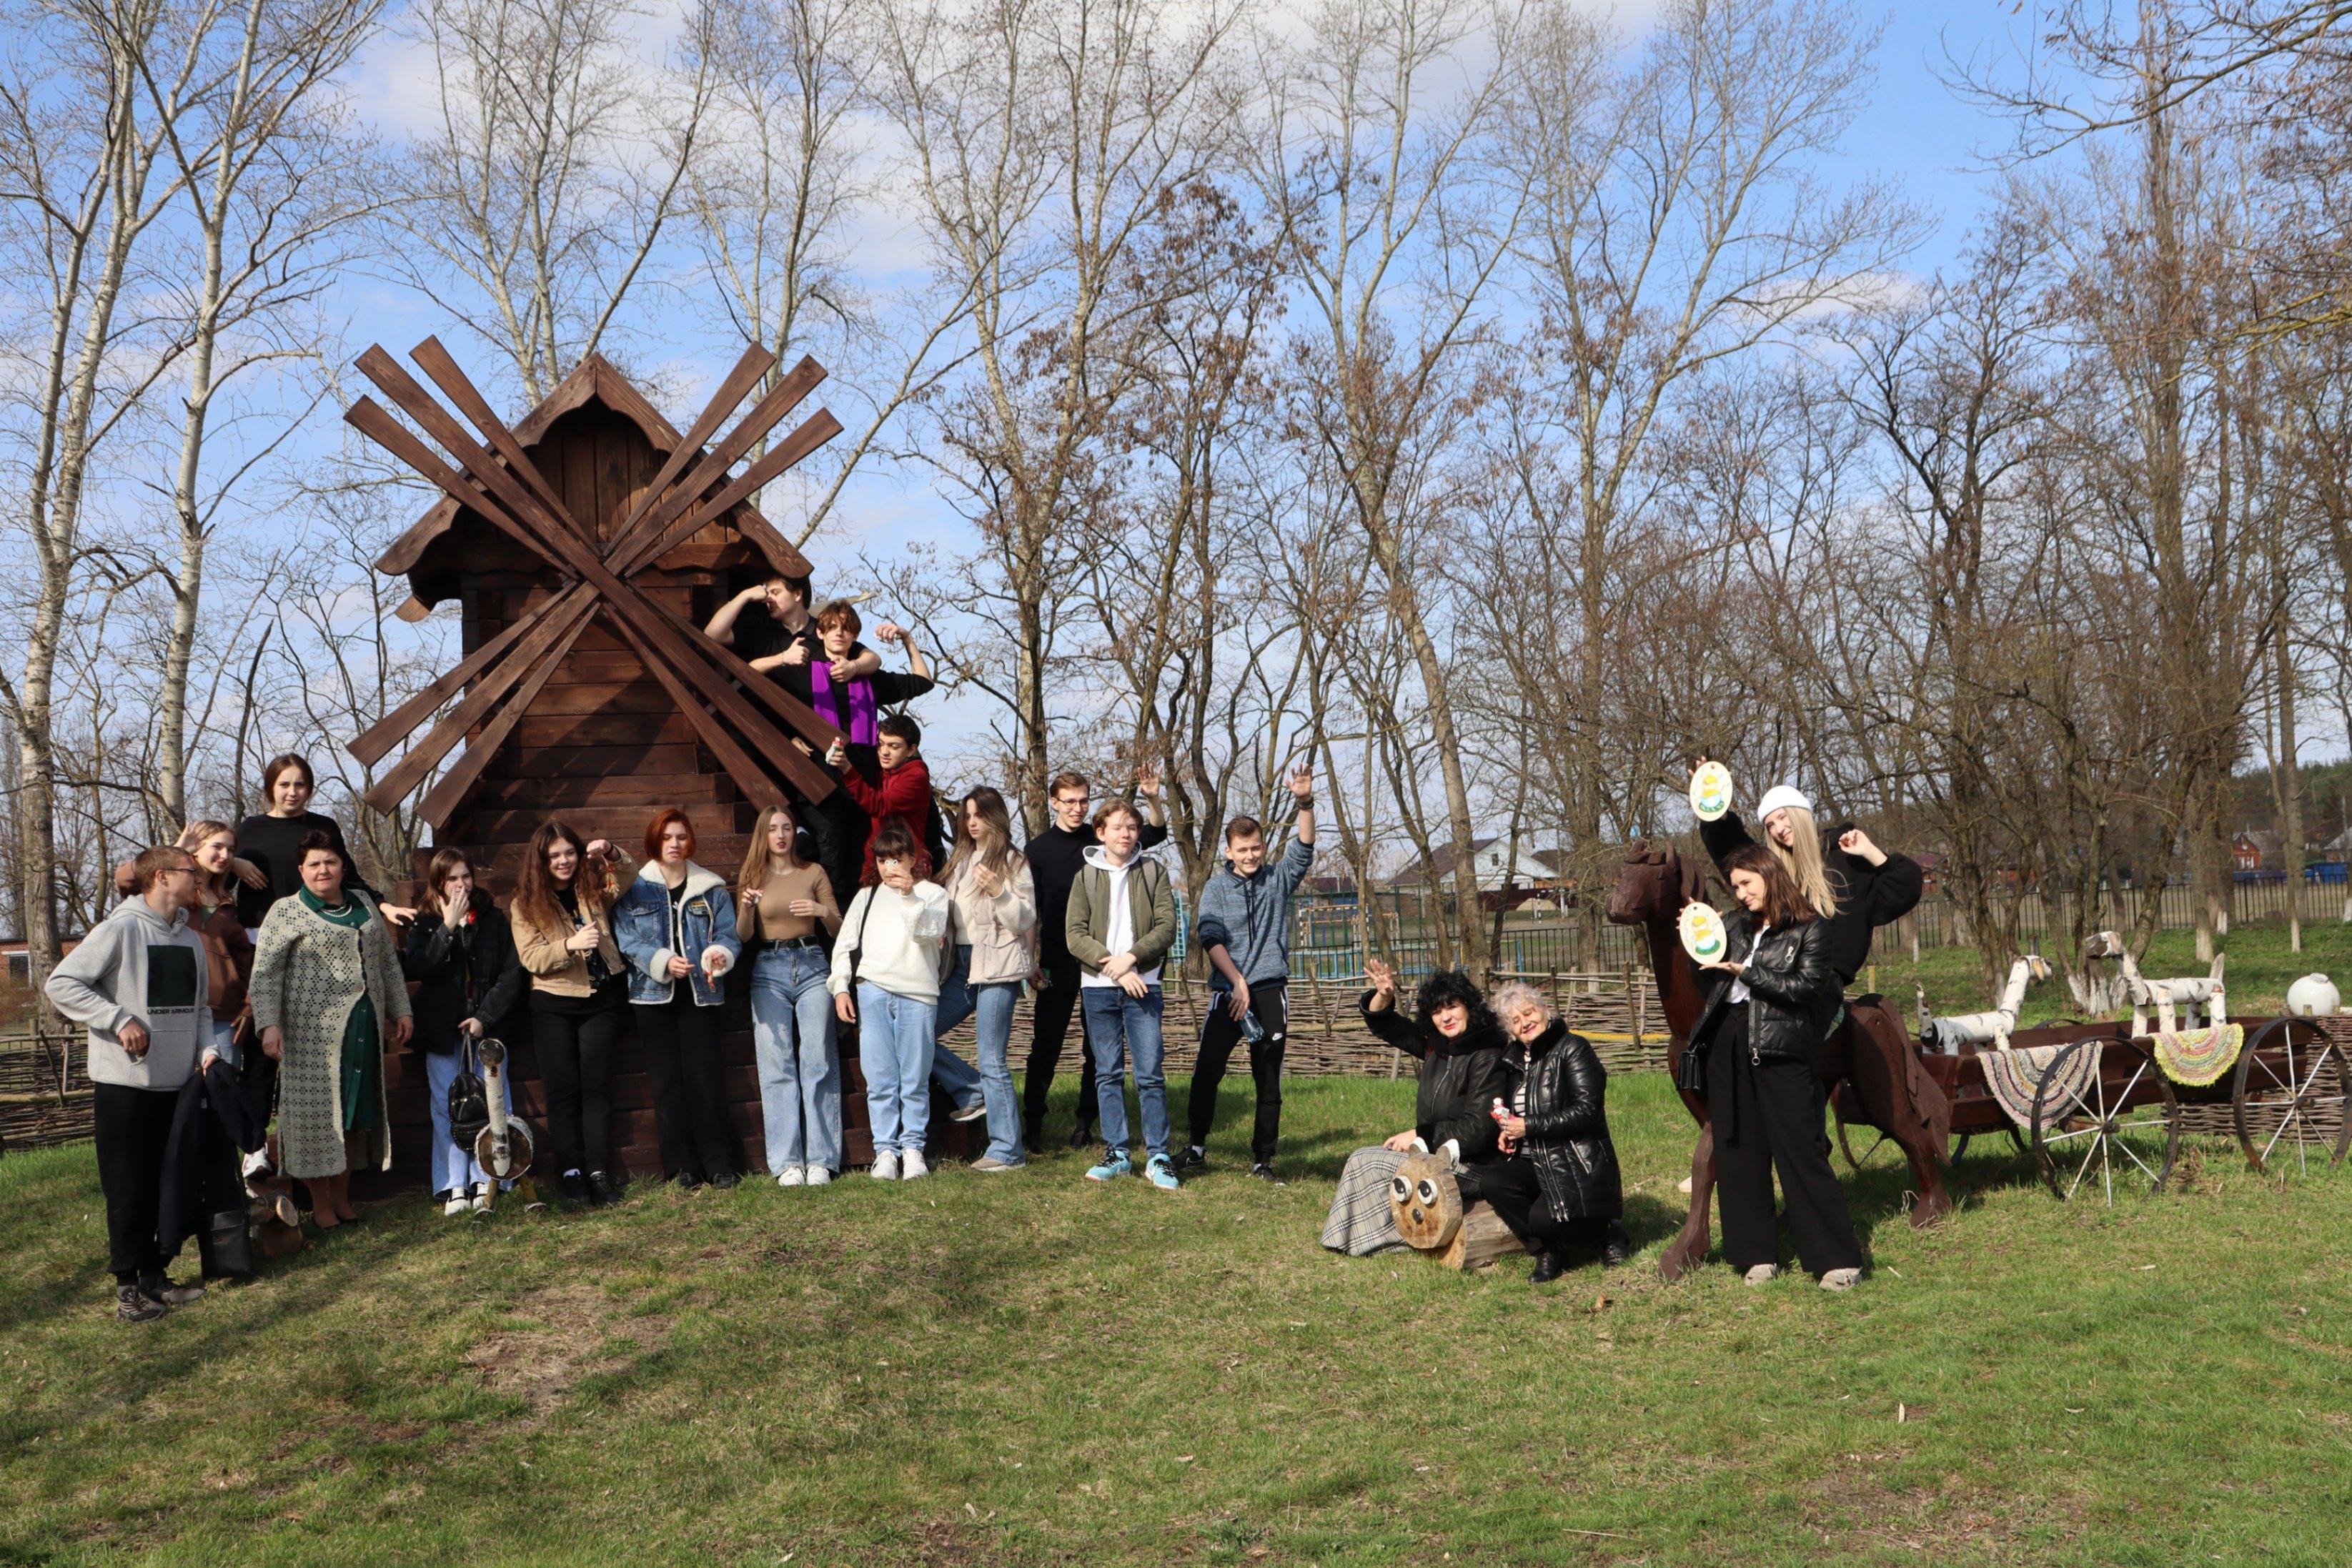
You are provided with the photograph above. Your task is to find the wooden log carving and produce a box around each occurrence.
[1387,1151,1529,1271]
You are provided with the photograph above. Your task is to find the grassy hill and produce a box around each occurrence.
[3,1072,2348,1566]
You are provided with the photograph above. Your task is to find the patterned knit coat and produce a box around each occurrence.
[250,890,412,1180]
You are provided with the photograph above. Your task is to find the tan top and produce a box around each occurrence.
[513,891,623,997]
[746,863,841,943]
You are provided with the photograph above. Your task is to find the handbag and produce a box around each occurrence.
[1677,1036,1710,1098]
[198,1207,256,1279]
[447,1038,490,1152]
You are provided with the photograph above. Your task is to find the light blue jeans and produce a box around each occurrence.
[751,945,841,1173]
[207,1018,240,1069]
[936,945,1023,1163]
[931,1028,985,1111]
[1083,986,1168,1158]
[857,983,938,1156]
[426,1043,510,1197]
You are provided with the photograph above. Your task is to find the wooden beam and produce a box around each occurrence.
[344,398,552,563]
[607,342,776,546]
[360,592,597,811]
[347,585,584,766]
[407,336,574,531]
[611,357,826,565]
[410,614,595,830]
[640,408,844,567]
[608,612,790,813]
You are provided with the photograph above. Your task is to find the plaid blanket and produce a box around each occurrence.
[1321,1146,1410,1256]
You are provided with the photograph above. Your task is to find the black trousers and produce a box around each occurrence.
[1186,979,1288,1161]
[1478,1155,1618,1252]
[533,987,621,1176]
[94,1083,179,1284]
[1023,958,1098,1142]
[808,790,870,913]
[1706,1005,1862,1275]
[637,993,738,1179]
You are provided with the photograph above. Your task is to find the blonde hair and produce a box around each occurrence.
[1768,805,1838,918]
[176,820,238,904]
[738,804,808,901]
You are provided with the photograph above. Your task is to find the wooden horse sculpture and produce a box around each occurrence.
[1607,839,1954,1281]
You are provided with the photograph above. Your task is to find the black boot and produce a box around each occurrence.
[1529,1250,1565,1284]
[1602,1221,1633,1268]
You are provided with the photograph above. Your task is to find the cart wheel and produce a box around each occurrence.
[2031,1038,2180,1204]
[2232,1020,2352,1175]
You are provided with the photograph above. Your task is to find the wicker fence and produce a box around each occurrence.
[0,1028,91,1153]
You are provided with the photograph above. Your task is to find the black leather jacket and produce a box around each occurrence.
[1359,993,1511,1164]
[401,892,527,1053]
[1691,913,1842,1065]
[1504,1019,1622,1223]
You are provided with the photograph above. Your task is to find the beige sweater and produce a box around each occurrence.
[943,856,1038,984]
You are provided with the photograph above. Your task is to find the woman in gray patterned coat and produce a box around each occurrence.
[250,833,412,1228]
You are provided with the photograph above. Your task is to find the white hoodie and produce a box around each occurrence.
[830,880,951,1003]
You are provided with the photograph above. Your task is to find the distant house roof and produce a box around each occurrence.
[2235,829,2284,854]
[1384,838,1569,890]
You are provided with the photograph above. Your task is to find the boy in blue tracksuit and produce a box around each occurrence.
[1176,763,1314,1182]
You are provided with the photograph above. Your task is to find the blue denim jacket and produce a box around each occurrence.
[615,860,742,1007]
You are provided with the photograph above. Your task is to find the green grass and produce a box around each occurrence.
[1867,918,2352,1026]
[2,1074,2348,1567]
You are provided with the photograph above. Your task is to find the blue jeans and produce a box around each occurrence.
[936,945,1023,1163]
[751,946,840,1173]
[857,983,938,1155]
[425,1044,510,1196]
[1082,986,1168,1158]
[931,1027,985,1110]
[208,1018,240,1070]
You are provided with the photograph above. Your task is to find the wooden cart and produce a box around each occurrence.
[1840,1016,2351,1203]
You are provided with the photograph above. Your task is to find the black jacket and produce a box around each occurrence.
[1700,810,1922,985]
[1504,1019,1623,1223]
[1359,993,1512,1164]
[1692,913,1842,1065]
[159,1056,267,1258]
[401,891,527,1053]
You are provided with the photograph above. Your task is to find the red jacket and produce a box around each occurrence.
[840,755,936,882]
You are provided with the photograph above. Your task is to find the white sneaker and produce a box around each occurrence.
[899,1149,930,1180]
[776,1166,807,1188]
[1677,1174,1694,1195]
[1744,1264,1780,1286]
[1820,1268,1861,1293]
[470,1186,492,1214]
[870,1149,900,1181]
[804,1167,833,1186]
[442,1194,470,1217]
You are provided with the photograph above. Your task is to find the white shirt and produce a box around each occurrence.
[1078,851,1163,990]
[1730,921,1767,1005]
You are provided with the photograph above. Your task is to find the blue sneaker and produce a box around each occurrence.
[1145,1153,1181,1191]
[1085,1149,1133,1182]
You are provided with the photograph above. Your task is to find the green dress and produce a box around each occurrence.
[299,889,382,1134]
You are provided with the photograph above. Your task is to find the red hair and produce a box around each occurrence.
[644,808,697,862]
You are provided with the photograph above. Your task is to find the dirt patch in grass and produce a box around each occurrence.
[461,1281,667,1423]
[1798,1466,2086,1563]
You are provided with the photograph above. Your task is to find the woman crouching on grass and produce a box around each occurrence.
[1691,843,1862,1291]
[1484,982,1630,1282]
[1321,962,1510,1256]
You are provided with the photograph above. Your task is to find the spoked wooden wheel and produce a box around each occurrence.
[2232,1021,2352,1175]
[2032,1039,2180,1204]
[1837,1116,1899,1173]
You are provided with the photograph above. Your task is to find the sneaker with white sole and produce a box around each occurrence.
[870,1149,901,1181]
[776,1165,807,1188]
[970,1156,1026,1172]
[442,1192,471,1217]
[949,1100,987,1123]
[804,1167,833,1186]
[1086,1150,1133,1181]
[1820,1267,1861,1293]
[1743,1264,1780,1285]
[1145,1153,1181,1191]
[899,1149,930,1180]
[470,1185,492,1214]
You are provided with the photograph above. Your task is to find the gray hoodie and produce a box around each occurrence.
[45,895,210,1089]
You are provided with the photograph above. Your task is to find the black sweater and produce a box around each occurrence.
[232,811,379,930]
[400,890,528,1052]
[1025,816,1168,967]
[1699,808,1922,986]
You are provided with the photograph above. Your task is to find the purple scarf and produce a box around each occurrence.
[809,663,878,745]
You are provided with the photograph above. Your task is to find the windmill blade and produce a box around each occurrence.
[410,612,596,830]
[362,591,597,813]
[607,612,797,810]
[346,398,550,563]
[346,587,576,766]
[406,337,573,529]
[607,342,778,545]
[610,357,826,565]
[637,591,847,755]
[637,408,844,570]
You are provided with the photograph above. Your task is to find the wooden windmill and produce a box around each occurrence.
[347,339,846,880]
[344,339,914,1180]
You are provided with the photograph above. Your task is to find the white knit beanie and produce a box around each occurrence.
[1755,784,1813,820]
